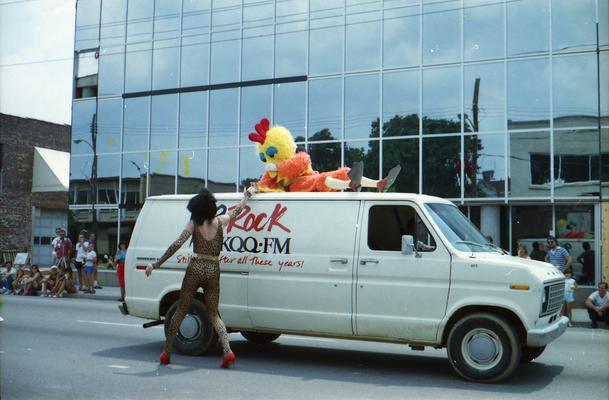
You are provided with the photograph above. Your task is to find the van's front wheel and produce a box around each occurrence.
[447,313,521,383]
[241,331,281,344]
[164,299,218,356]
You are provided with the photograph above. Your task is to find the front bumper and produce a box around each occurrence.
[526,316,569,347]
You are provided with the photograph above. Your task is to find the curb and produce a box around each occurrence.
[71,293,120,301]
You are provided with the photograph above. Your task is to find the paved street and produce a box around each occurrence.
[1,295,608,400]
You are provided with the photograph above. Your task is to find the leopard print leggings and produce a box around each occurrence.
[163,257,231,356]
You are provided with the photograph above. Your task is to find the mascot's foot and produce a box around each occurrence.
[377,165,401,192]
[348,161,364,192]
[160,351,171,365]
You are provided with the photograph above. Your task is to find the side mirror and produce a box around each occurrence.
[401,235,414,255]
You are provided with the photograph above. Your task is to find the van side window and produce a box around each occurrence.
[368,205,436,252]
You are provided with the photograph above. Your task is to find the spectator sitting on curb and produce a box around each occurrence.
[54,267,77,298]
[585,282,609,329]
[22,265,42,296]
[0,261,16,294]
[40,265,60,297]
[12,269,26,295]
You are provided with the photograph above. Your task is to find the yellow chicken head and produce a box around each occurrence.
[248,118,296,166]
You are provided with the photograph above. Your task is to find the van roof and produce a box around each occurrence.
[146,192,454,205]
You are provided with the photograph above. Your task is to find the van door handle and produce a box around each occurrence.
[330,258,348,264]
[360,259,379,265]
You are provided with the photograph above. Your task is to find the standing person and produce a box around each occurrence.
[0,261,16,294]
[115,242,127,302]
[74,232,88,291]
[517,244,530,259]
[544,235,572,273]
[577,242,595,285]
[54,228,73,272]
[562,269,577,327]
[83,242,97,294]
[88,232,102,289]
[145,185,257,368]
[584,282,609,329]
[51,227,61,260]
[530,241,547,262]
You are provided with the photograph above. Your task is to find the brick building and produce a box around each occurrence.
[0,113,71,265]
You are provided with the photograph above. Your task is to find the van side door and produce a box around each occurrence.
[355,201,450,342]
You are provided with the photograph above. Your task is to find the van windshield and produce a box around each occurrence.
[424,203,500,253]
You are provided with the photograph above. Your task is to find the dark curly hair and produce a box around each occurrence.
[187,188,217,225]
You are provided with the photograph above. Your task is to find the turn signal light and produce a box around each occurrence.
[509,284,530,290]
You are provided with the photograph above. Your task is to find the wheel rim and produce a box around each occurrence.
[179,313,202,341]
[461,328,503,370]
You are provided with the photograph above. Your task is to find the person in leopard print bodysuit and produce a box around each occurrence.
[145,185,256,368]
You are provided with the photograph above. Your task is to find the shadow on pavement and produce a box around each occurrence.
[94,339,563,393]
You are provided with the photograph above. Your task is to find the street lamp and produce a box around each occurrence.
[73,113,97,234]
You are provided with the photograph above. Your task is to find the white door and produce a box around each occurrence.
[32,208,67,266]
[246,200,360,335]
[355,201,450,342]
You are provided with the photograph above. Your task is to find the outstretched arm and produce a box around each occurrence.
[219,185,256,227]
[146,221,194,276]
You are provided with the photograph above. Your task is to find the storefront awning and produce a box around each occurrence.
[32,147,69,192]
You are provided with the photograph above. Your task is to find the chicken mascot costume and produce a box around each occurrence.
[248,118,400,193]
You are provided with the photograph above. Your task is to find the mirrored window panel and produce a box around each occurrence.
[178,150,206,194]
[422,0,460,65]
[308,78,342,141]
[125,42,152,93]
[553,54,598,128]
[212,0,240,28]
[277,0,308,24]
[423,66,461,134]
[275,22,307,77]
[75,0,100,50]
[242,27,274,81]
[179,92,207,149]
[150,94,178,150]
[422,136,461,198]
[507,58,550,130]
[463,0,504,61]
[601,128,609,199]
[507,0,549,56]
[344,140,379,181]
[72,100,97,155]
[152,39,180,90]
[345,74,379,140]
[123,97,150,152]
[511,205,552,260]
[508,131,550,198]
[121,152,148,205]
[209,88,238,147]
[555,204,595,284]
[210,39,240,84]
[382,138,419,193]
[554,129,600,198]
[98,45,125,96]
[100,0,126,53]
[274,82,306,140]
[149,150,176,196]
[310,0,343,76]
[208,147,237,192]
[96,154,120,204]
[181,35,210,88]
[239,146,265,191]
[127,0,153,43]
[97,98,122,154]
[552,0,596,53]
[346,7,380,72]
[307,141,341,173]
[240,85,271,145]
[465,133,505,198]
[154,0,180,40]
[464,62,505,133]
[70,155,93,205]
[383,3,419,69]
[183,0,211,37]
[600,0,609,48]
[383,70,419,137]
[602,53,609,125]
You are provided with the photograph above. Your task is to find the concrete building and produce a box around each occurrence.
[70,0,608,284]
[0,114,71,265]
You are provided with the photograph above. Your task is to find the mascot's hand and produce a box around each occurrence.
[265,163,278,172]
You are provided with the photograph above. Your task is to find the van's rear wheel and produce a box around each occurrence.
[447,313,521,383]
[241,331,281,344]
[521,345,546,363]
[164,299,218,356]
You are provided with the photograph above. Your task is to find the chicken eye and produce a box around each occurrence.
[266,146,278,158]
[259,152,266,162]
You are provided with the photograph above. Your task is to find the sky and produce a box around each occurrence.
[0,0,75,125]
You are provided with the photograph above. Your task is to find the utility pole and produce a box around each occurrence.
[90,113,98,234]
[471,78,480,196]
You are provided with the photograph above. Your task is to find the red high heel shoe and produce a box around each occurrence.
[220,351,236,368]
[159,351,171,365]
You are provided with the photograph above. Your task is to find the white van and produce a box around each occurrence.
[122,192,567,383]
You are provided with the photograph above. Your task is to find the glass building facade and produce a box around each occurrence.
[71,0,609,285]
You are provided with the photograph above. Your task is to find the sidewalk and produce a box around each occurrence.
[70,285,122,302]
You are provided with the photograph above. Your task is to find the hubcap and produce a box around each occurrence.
[179,313,202,340]
[461,328,503,370]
